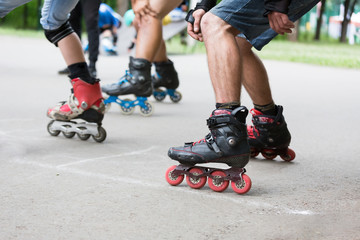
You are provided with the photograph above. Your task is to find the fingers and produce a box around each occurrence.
[187,23,203,41]
[192,9,205,33]
[186,9,205,41]
[133,0,157,22]
[268,12,295,35]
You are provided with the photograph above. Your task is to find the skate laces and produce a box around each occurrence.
[193,138,206,146]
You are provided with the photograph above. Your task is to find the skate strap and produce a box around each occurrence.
[207,115,242,128]
[67,93,84,115]
[205,133,223,156]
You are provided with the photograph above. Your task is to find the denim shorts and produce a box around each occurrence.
[210,0,319,50]
[0,0,78,30]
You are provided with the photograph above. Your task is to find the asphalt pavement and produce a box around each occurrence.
[0,34,359,240]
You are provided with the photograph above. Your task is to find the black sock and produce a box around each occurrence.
[216,102,241,110]
[68,62,95,84]
[254,102,277,115]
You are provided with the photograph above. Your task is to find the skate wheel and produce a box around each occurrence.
[165,165,184,186]
[62,130,76,138]
[153,89,166,102]
[120,98,135,115]
[139,101,154,117]
[250,148,259,158]
[47,120,60,136]
[186,168,207,189]
[76,126,91,140]
[208,170,229,192]
[170,91,182,103]
[280,148,296,162]
[92,126,107,143]
[231,174,251,194]
[261,150,277,160]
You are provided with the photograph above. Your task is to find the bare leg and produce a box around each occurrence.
[153,39,168,62]
[135,0,182,62]
[57,32,86,66]
[201,13,242,104]
[236,37,273,106]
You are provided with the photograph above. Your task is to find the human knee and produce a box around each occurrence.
[44,20,74,46]
[201,13,235,39]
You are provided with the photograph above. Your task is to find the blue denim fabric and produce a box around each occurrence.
[0,0,78,30]
[40,0,78,30]
[210,0,320,50]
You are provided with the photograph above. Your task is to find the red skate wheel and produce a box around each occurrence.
[231,174,252,194]
[261,150,276,160]
[186,168,207,189]
[208,170,229,192]
[250,148,259,158]
[165,165,184,186]
[280,148,296,162]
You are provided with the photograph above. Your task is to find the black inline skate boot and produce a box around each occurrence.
[247,105,295,161]
[166,106,252,194]
[47,78,107,143]
[152,59,182,103]
[101,57,154,116]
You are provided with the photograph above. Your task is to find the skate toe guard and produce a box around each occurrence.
[168,146,205,164]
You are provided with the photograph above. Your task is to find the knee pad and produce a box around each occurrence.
[44,20,74,46]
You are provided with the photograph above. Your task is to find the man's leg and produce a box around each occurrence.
[236,37,273,107]
[236,38,294,161]
[101,0,182,112]
[167,12,251,190]
[135,0,182,62]
[201,12,242,107]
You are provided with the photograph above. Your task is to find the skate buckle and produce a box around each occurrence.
[205,134,223,156]
[81,101,88,109]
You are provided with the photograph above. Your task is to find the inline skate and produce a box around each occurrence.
[47,78,107,142]
[152,59,182,103]
[166,106,252,194]
[247,105,295,161]
[102,57,154,116]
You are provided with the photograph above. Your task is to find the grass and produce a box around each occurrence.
[0,27,44,38]
[1,27,359,69]
[166,35,360,69]
[256,40,360,69]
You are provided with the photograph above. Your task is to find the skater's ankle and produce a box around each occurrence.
[216,101,240,110]
[254,102,277,116]
[68,62,96,84]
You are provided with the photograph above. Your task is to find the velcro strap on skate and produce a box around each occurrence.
[207,116,230,127]
[205,134,223,156]
[207,115,242,128]
[68,93,84,115]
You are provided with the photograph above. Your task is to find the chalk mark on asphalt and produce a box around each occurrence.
[12,151,315,216]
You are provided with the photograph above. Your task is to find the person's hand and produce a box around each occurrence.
[187,9,206,42]
[267,11,295,35]
[132,0,157,24]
